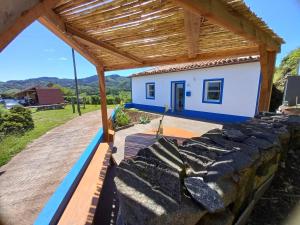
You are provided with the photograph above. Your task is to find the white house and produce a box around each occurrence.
[128,56,261,123]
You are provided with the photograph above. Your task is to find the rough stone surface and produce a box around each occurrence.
[199,209,235,225]
[117,156,182,203]
[115,114,300,225]
[115,160,206,225]
[184,177,225,213]
[137,137,185,174]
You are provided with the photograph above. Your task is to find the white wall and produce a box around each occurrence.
[132,62,261,117]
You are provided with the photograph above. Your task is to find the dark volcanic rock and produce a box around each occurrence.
[222,128,248,142]
[216,151,256,172]
[137,137,184,174]
[117,156,182,203]
[184,177,225,213]
[179,142,216,176]
[205,161,235,182]
[244,136,278,162]
[115,115,300,225]
[115,157,206,225]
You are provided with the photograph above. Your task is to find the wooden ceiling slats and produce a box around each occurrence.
[44,0,283,69]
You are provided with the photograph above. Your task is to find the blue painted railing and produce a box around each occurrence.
[34,109,116,225]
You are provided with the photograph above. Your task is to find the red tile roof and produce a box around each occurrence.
[130,56,260,77]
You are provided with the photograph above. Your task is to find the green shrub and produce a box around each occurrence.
[119,91,131,103]
[139,115,150,124]
[0,106,34,135]
[90,95,100,105]
[106,95,115,105]
[115,102,131,127]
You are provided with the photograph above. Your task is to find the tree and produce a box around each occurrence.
[47,83,74,96]
[274,48,300,83]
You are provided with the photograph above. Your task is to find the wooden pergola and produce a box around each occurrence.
[0,0,284,141]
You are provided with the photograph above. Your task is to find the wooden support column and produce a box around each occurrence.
[266,51,276,108]
[258,46,277,112]
[96,66,109,142]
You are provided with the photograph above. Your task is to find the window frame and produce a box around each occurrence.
[202,78,224,104]
[145,82,155,99]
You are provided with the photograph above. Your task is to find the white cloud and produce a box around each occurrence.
[58,57,68,61]
[44,48,55,52]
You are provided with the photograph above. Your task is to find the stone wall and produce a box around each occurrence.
[114,115,300,225]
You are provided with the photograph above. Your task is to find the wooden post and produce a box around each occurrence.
[72,48,81,116]
[258,46,277,112]
[96,66,109,142]
[265,51,276,109]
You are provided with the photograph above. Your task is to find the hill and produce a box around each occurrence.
[274,47,300,90]
[270,47,300,111]
[0,74,131,96]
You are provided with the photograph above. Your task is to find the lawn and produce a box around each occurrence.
[0,104,115,166]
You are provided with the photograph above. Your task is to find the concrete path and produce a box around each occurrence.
[113,114,222,164]
[0,109,112,225]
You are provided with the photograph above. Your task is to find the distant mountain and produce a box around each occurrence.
[0,74,131,95]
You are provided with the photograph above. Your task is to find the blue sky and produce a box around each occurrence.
[0,0,299,82]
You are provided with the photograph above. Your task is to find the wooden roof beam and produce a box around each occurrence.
[39,10,102,66]
[184,11,204,58]
[172,0,281,52]
[105,46,259,71]
[65,25,144,65]
[0,0,60,52]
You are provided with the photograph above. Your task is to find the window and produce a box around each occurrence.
[146,82,155,99]
[202,79,224,104]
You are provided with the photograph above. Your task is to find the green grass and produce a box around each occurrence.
[0,104,116,166]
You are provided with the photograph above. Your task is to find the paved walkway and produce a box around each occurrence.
[0,109,112,225]
[113,114,222,164]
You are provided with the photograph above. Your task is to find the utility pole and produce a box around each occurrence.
[72,48,81,116]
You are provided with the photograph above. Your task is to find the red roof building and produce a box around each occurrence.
[16,86,64,105]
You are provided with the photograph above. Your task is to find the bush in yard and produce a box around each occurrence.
[119,91,131,103]
[115,102,131,127]
[90,95,100,105]
[106,95,115,105]
[0,106,34,135]
[0,107,6,140]
[139,115,150,124]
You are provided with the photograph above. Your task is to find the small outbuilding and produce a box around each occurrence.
[130,56,261,122]
[16,86,64,106]
[282,75,300,106]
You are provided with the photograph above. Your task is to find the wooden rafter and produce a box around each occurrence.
[66,26,144,65]
[105,46,259,71]
[39,10,101,66]
[184,11,204,58]
[0,0,60,52]
[172,0,281,52]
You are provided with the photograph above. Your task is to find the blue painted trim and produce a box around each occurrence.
[130,77,132,102]
[255,72,262,115]
[170,80,185,112]
[202,78,224,104]
[126,103,250,123]
[126,103,165,113]
[145,82,155,100]
[34,108,117,225]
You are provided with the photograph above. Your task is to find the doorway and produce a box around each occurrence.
[171,81,185,112]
